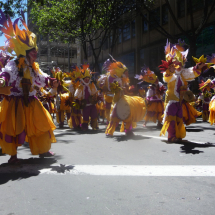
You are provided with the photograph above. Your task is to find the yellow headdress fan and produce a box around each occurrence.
[69,65,82,82]
[0,10,38,57]
[102,54,128,78]
[80,63,92,79]
[135,66,157,84]
[192,55,213,69]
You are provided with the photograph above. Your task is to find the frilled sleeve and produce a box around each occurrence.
[74,85,83,100]
[69,84,75,94]
[0,60,18,86]
[91,82,98,95]
[181,66,201,81]
[33,68,50,88]
[163,72,175,83]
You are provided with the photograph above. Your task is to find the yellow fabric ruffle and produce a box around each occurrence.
[144,101,164,123]
[209,100,215,124]
[160,115,186,138]
[104,94,113,104]
[59,93,71,111]
[182,101,201,125]
[0,97,56,156]
[105,117,120,136]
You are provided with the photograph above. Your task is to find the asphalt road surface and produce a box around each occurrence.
[0,118,215,215]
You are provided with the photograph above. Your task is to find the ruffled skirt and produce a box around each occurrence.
[0,96,56,156]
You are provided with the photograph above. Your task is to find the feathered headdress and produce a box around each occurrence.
[158,59,174,72]
[199,79,211,92]
[102,54,128,78]
[80,63,93,79]
[164,39,188,66]
[0,9,38,57]
[135,65,157,84]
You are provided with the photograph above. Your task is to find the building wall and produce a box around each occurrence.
[27,6,81,74]
[86,0,215,83]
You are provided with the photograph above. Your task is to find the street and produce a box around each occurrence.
[0,118,215,215]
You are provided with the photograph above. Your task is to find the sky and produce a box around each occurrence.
[0,12,28,47]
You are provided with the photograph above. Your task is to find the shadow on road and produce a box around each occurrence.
[186,125,215,131]
[162,140,215,154]
[0,157,59,185]
[0,158,74,185]
[111,134,151,142]
[185,128,204,132]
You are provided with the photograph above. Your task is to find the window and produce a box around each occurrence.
[122,23,131,41]
[162,4,168,25]
[149,7,160,30]
[177,0,185,18]
[142,14,148,33]
[131,20,135,37]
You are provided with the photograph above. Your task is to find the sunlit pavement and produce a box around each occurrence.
[0,118,215,215]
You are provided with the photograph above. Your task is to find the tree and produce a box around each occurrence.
[135,0,215,64]
[29,0,154,73]
[0,0,27,36]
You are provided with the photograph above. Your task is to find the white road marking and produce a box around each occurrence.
[1,164,213,176]
[40,165,215,176]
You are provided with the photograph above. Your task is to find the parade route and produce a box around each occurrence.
[0,119,215,215]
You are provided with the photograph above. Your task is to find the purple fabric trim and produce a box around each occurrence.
[5,130,26,144]
[108,76,115,84]
[105,102,112,110]
[203,103,209,111]
[0,72,10,85]
[193,65,201,75]
[166,102,183,118]
[84,86,90,104]
[176,76,182,96]
[43,103,49,111]
[204,98,210,102]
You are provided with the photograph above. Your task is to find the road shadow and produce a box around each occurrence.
[0,157,73,185]
[111,134,151,142]
[186,125,215,131]
[185,128,204,132]
[162,139,215,154]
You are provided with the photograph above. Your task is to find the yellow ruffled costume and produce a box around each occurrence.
[105,95,146,135]
[209,97,215,125]
[160,67,201,138]
[182,101,201,125]
[0,97,56,156]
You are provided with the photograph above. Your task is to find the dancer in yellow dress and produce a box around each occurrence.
[0,10,58,163]
[159,39,208,142]
[135,66,165,128]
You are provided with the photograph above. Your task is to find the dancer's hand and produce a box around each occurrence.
[197,63,207,70]
[52,80,59,89]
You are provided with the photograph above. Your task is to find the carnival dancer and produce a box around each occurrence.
[98,55,127,125]
[104,56,146,136]
[159,47,206,142]
[198,80,212,122]
[135,66,165,128]
[65,66,82,130]
[51,67,71,128]
[74,64,98,131]
[0,10,58,163]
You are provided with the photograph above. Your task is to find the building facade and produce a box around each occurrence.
[85,0,215,83]
[27,9,81,74]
